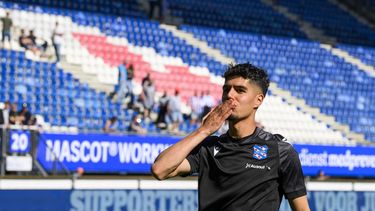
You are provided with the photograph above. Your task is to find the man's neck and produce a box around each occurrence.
[228,118,257,139]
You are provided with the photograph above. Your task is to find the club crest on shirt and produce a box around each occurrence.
[252,145,268,160]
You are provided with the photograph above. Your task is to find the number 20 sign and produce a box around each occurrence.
[9,130,31,154]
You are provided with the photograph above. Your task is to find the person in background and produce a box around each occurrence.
[76,167,84,178]
[155,91,169,130]
[19,29,32,50]
[316,170,329,181]
[103,116,119,133]
[126,64,135,108]
[128,114,147,134]
[52,21,64,62]
[1,11,13,47]
[148,0,164,21]
[166,89,183,134]
[9,103,19,125]
[27,30,40,55]
[142,72,151,87]
[141,79,156,119]
[200,90,215,119]
[18,103,32,125]
[27,30,37,46]
[72,167,85,184]
[116,63,135,108]
[0,101,10,139]
[115,61,128,103]
[188,91,203,125]
[0,101,10,126]
[37,38,49,56]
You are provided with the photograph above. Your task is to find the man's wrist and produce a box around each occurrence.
[197,126,212,137]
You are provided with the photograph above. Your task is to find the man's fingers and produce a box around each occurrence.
[202,107,216,123]
[199,99,236,135]
[218,100,235,115]
[221,107,233,121]
[202,99,236,125]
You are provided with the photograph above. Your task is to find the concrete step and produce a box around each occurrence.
[59,61,114,95]
[269,83,367,143]
[320,44,375,77]
[160,24,235,64]
[262,0,337,45]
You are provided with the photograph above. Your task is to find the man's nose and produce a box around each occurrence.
[227,87,236,99]
[223,87,235,101]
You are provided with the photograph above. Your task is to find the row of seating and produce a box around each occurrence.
[4,0,146,19]
[278,0,375,46]
[257,95,352,145]
[167,0,306,38]
[338,44,375,67]
[181,25,375,141]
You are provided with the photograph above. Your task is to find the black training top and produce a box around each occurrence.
[186,127,307,211]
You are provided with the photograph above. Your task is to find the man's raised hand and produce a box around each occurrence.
[200,99,237,135]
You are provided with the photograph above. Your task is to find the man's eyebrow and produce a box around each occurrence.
[223,85,248,90]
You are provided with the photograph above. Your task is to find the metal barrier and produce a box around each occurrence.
[0,125,70,177]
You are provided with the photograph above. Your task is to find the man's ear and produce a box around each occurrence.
[254,94,264,109]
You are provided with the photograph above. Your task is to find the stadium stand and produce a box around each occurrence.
[167,0,307,38]
[180,25,375,142]
[0,0,374,144]
[276,0,375,46]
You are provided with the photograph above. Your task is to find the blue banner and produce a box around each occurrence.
[70,190,198,211]
[36,132,375,176]
[0,190,374,211]
[9,130,31,154]
[294,144,375,177]
[37,133,179,173]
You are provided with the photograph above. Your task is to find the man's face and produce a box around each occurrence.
[222,76,264,121]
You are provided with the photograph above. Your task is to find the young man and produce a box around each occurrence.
[152,63,310,211]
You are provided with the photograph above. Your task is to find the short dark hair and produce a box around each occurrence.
[110,116,118,122]
[223,63,270,96]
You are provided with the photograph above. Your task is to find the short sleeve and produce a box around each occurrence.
[279,142,307,200]
[185,136,218,176]
[186,144,201,175]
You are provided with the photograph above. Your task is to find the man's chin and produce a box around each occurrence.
[227,114,237,121]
